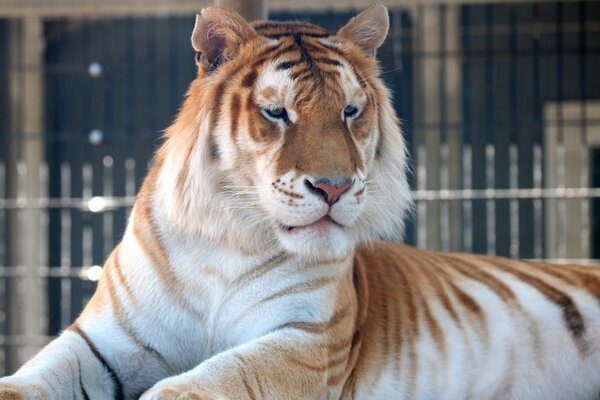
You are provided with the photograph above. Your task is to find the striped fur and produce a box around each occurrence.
[1,5,600,400]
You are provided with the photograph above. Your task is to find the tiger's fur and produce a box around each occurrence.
[1,5,600,400]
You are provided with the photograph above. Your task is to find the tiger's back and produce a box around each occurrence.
[350,242,600,399]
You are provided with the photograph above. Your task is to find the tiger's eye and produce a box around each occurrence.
[267,108,284,117]
[344,105,359,119]
[262,107,289,123]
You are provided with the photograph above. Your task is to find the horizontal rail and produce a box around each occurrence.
[0,196,136,210]
[0,266,101,279]
[0,0,589,18]
[1,188,599,210]
[412,187,600,201]
[523,259,600,265]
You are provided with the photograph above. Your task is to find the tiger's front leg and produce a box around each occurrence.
[141,325,351,400]
[0,327,121,400]
[0,263,170,400]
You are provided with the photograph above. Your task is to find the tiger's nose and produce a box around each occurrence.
[305,178,353,206]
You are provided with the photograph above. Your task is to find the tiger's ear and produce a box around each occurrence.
[191,7,257,70]
[337,5,389,57]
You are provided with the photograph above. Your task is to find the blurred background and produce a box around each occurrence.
[0,0,598,375]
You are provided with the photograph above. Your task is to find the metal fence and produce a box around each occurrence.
[0,0,599,375]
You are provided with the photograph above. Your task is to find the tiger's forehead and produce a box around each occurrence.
[250,21,366,109]
[254,57,364,111]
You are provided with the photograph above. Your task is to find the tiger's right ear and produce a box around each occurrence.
[191,7,257,71]
[337,5,389,58]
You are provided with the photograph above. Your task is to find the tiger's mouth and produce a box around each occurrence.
[279,215,343,233]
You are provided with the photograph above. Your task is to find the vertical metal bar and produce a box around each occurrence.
[126,158,136,198]
[508,6,519,259]
[82,225,93,306]
[509,142,519,259]
[6,17,46,371]
[83,163,92,200]
[415,4,427,248]
[461,6,473,253]
[463,145,473,253]
[125,16,136,192]
[533,144,543,258]
[484,4,495,256]
[103,156,114,255]
[82,163,93,309]
[556,2,567,259]
[0,161,5,375]
[445,5,463,252]
[439,5,449,252]
[39,162,49,334]
[0,162,4,268]
[69,15,84,324]
[87,15,104,269]
[532,2,543,260]
[578,1,589,258]
[420,4,442,250]
[147,17,157,165]
[60,162,71,330]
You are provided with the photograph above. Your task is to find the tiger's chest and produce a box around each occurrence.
[132,243,342,374]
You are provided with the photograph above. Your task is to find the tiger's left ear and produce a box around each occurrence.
[337,5,389,57]
[191,7,257,71]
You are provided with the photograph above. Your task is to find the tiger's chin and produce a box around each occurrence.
[274,216,356,259]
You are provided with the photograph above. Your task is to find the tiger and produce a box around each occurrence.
[1,4,600,400]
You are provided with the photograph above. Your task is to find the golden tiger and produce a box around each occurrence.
[1,5,600,400]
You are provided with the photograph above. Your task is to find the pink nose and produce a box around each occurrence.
[305,179,353,206]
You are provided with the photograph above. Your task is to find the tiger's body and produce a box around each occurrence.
[1,5,599,400]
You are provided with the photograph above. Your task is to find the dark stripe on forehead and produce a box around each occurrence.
[252,20,331,36]
[277,60,301,71]
[290,67,311,81]
[264,31,331,40]
[277,57,342,72]
[317,58,343,67]
[253,20,326,29]
[294,34,324,81]
[314,40,374,90]
[313,40,346,57]
[267,42,299,63]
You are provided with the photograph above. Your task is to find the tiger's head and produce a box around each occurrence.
[157,5,412,259]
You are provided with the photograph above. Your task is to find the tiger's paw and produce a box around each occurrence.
[0,381,46,400]
[141,384,223,400]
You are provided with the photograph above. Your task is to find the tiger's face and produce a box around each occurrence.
[245,49,372,258]
[180,6,411,258]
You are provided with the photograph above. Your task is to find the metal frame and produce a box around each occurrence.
[0,0,587,17]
